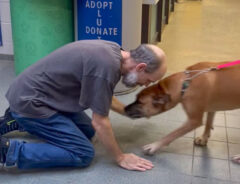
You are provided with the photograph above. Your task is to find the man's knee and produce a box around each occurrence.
[81,154,94,167]
[76,144,95,167]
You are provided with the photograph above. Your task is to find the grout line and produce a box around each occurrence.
[191,128,197,180]
[224,111,232,181]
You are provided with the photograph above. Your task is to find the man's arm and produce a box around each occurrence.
[111,96,125,115]
[92,112,154,171]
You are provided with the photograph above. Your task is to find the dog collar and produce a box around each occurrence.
[181,79,190,96]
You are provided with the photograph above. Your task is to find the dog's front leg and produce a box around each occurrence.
[194,112,215,146]
[143,119,202,155]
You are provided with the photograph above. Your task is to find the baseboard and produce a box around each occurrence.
[0,54,14,61]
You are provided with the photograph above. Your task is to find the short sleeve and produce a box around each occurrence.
[79,76,114,116]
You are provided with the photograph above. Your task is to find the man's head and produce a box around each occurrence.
[121,44,167,88]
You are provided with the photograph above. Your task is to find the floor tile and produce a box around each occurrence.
[162,137,194,156]
[228,143,240,158]
[230,161,240,182]
[131,117,167,135]
[193,156,230,181]
[153,152,193,176]
[69,166,192,184]
[227,128,240,144]
[122,131,165,152]
[214,113,226,127]
[153,119,195,138]
[226,109,240,116]
[160,104,188,123]
[194,141,229,160]
[226,114,240,129]
[192,176,230,184]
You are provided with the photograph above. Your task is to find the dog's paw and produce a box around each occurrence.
[142,142,160,155]
[194,136,208,146]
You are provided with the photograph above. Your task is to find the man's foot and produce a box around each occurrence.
[0,135,10,166]
[0,108,20,135]
[232,154,240,164]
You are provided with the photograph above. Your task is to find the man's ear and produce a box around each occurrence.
[136,63,147,72]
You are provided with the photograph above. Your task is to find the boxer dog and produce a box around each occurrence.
[125,61,240,155]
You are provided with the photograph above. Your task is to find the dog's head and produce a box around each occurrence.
[125,81,171,119]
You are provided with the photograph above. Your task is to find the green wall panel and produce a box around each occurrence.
[10,0,74,75]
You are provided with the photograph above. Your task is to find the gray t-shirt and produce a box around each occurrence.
[6,40,122,118]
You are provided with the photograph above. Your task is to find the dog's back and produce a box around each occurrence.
[183,61,240,111]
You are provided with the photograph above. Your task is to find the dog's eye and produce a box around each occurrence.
[136,100,143,105]
[152,101,159,107]
[152,99,163,107]
[137,101,142,105]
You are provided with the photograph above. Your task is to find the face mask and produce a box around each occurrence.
[122,71,138,88]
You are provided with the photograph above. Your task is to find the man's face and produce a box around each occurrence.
[122,69,159,88]
[135,65,166,87]
[122,71,138,88]
[122,63,166,88]
[122,58,167,88]
[137,69,163,87]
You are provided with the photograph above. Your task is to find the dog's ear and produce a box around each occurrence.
[153,94,171,105]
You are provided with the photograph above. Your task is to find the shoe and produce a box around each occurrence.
[0,135,9,165]
[0,108,19,135]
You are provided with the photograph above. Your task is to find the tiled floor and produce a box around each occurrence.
[1,0,240,183]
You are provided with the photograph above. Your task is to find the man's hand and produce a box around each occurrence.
[92,113,154,172]
[117,153,154,171]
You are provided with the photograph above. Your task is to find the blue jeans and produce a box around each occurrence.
[7,111,95,169]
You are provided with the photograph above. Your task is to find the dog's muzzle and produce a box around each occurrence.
[125,102,144,119]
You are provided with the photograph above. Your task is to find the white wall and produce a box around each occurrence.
[114,0,143,94]
[121,0,142,50]
[0,0,13,55]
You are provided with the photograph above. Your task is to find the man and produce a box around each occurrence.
[0,40,166,171]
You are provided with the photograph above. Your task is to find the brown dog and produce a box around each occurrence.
[125,61,240,155]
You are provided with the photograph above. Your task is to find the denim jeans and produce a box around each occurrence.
[7,111,95,169]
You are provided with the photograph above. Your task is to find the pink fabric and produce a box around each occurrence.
[217,60,240,69]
